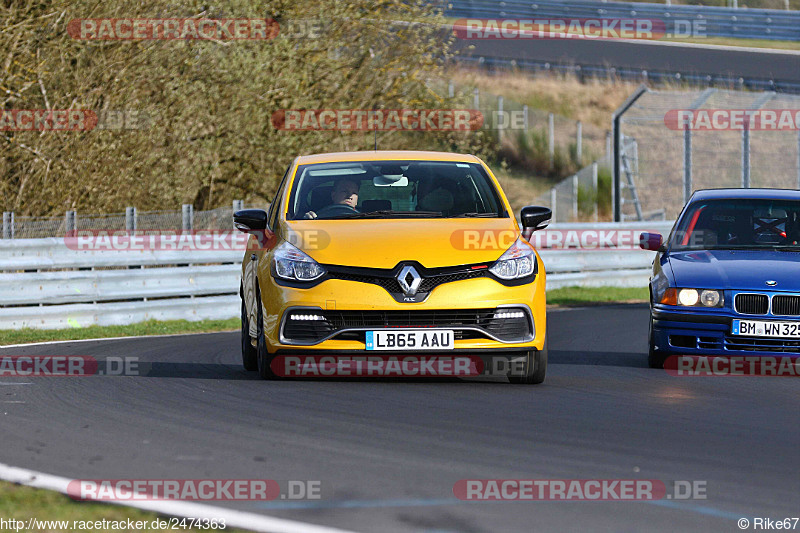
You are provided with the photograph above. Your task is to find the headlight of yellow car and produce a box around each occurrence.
[273,241,326,281]
[489,238,536,280]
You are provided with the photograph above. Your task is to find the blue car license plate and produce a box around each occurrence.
[732,319,800,338]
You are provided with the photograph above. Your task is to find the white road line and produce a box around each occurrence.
[608,37,800,55]
[0,330,236,349]
[0,462,359,533]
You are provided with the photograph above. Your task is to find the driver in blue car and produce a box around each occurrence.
[303,178,360,219]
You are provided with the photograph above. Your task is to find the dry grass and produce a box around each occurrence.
[448,68,639,129]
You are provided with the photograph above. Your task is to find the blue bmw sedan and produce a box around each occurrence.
[640,188,800,368]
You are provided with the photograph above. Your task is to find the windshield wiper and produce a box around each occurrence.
[329,210,444,219]
[451,212,499,218]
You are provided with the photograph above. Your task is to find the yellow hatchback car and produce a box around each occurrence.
[234,151,551,383]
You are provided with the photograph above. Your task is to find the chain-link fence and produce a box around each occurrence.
[532,157,613,222]
[441,80,611,169]
[1,202,268,239]
[614,87,800,221]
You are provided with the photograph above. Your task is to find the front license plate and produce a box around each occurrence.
[365,329,454,351]
[732,319,800,338]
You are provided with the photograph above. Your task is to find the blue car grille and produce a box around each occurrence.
[734,293,768,315]
[772,295,800,316]
[725,336,800,353]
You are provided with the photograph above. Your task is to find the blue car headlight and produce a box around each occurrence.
[663,288,724,307]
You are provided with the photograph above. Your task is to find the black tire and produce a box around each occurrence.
[647,316,668,369]
[508,339,547,385]
[240,294,258,371]
[255,285,279,380]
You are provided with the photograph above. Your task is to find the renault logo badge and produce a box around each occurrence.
[397,265,422,296]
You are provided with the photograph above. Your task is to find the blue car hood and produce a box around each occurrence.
[668,249,800,292]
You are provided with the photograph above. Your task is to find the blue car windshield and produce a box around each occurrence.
[286,160,507,220]
[670,199,800,250]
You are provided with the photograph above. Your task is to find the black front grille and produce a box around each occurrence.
[282,308,533,344]
[326,268,486,297]
[725,336,800,353]
[772,295,800,316]
[735,293,769,315]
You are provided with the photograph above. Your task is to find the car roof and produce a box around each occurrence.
[691,188,800,202]
[295,150,482,165]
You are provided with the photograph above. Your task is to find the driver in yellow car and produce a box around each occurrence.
[303,178,360,219]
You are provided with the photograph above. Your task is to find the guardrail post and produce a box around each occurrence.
[448,82,454,98]
[125,207,137,231]
[65,210,77,234]
[550,187,557,222]
[548,113,555,169]
[592,162,599,222]
[473,88,479,110]
[605,131,612,160]
[182,204,194,230]
[741,121,750,188]
[522,105,528,131]
[576,121,583,165]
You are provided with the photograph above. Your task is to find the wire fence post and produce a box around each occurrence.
[2,212,13,239]
[125,207,137,231]
[65,210,77,234]
[606,131,612,160]
[683,124,692,204]
[550,187,557,222]
[548,113,555,169]
[522,105,529,131]
[576,120,583,165]
[232,200,244,229]
[592,162,599,222]
[572,175,579,220]
[473,88,479,110]
[742,120,751,188]
[497,96,504,142]
[182,204,194,230]
[448,81,454,98]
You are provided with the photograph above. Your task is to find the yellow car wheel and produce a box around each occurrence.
[508,338,547,385]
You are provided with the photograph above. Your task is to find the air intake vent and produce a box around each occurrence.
[772,295,800,316]
[734,293,768,315]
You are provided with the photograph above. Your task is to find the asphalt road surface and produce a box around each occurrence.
[1,304,797,532]
[456,38,800,86]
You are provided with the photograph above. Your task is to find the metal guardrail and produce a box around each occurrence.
[445,0,800,41]
[0,222,675,330]
[453,55,800,94]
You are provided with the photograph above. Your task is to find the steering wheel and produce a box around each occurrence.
[315,203,359,218]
